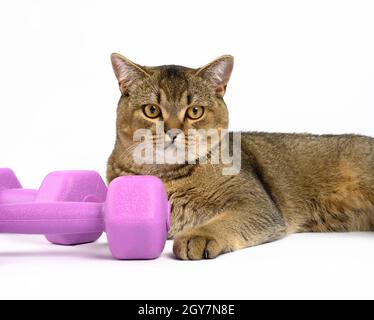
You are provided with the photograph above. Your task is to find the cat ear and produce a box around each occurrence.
[195,55,234,97]
[111,53,149,94]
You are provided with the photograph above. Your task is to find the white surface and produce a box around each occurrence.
[0,0,374,300]
[0,232,373,300]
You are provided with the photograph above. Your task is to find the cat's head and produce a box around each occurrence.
[110,53,234,176]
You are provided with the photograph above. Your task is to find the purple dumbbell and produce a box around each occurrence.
[0,168,37,203]
[0,169,106,245]
[0,170,170,259]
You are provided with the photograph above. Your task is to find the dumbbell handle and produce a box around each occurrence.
[0,189,38,204]
[0,202,104,234]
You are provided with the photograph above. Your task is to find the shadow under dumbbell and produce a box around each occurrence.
[0,251,108,260]
[0,242,114,261]
[0,242,176,261]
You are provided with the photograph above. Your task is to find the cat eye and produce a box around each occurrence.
[186,106,204,120]
[143,105,161,119]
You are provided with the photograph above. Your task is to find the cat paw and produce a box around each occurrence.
[173,230,225,260]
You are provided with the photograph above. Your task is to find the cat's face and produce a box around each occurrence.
[111,53,233,173]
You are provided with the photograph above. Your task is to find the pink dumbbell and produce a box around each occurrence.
[0,169,170,260]
[0,169,106,245]
[0,168,38,203]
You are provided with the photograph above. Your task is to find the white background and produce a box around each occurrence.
[0,0,373,300]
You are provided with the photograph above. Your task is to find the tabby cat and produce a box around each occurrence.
[107,53,374,260]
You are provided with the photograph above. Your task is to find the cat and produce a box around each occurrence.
[107,53,374,260]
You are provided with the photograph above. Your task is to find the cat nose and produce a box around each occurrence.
[166,129,181,142]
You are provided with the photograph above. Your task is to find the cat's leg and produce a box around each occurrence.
[173,195,287,260]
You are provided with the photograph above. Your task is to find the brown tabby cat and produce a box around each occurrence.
[107,53,374,260]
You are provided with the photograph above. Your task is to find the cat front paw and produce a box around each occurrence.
[173,229,226,260]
